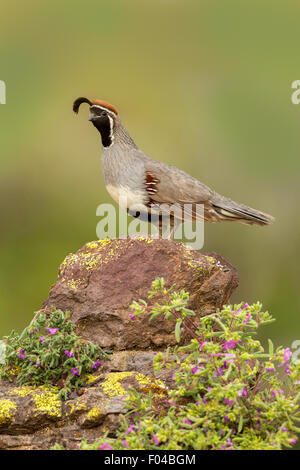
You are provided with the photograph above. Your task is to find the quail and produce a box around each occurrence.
[73,97,274,235]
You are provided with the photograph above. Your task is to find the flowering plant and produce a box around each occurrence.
[0,308,109,399]
[80,278,300,450]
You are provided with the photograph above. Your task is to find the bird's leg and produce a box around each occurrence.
[158,216,175,240]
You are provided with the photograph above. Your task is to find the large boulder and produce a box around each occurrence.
[0,238,239,449]
[43,238,239,350]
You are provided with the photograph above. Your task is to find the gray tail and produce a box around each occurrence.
[211,196,275,226]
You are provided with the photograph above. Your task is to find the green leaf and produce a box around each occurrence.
[268,339,274,356]
[175,319,182,342]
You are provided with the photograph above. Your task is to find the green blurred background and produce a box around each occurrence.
[0,0,299,354]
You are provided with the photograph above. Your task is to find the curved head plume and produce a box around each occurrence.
[73,97,93,113]
[73,97,118,115]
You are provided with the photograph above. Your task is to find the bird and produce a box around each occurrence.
[73,97,274,237]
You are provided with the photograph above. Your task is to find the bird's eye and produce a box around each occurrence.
[101,111,107,117]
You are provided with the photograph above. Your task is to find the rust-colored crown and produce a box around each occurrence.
[92,100,118,115]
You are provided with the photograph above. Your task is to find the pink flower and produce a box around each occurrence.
[191,365,200,374]
[64,350,74,357]
[18,349,26,359]
[128,313,135,320]
[121,440,129,448]
[271,389,284,398]
[244,313,251,325]
[153,435,160,445]
[223,340,240,352]
[284,348,292,362]
[237,387,248,398]
[99,442,113,450]
[48,328,59,335]
[199,341,207,350]
[125,425,137,435]
[224,398,233,406]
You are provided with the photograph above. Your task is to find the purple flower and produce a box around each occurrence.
[182,418,193,425]
[91,360,102,370]
[223,340,240,352]
[279,348,293,367]
[64,350,74,358]
[224,415,230,424]
[238,387,248,398]
[271,389,284,398]
[18,348,26,359]
[36,361,41,365]
[39,336,46,342]
[224,353,236,363]
[281,427,288,432]
[266,366,275,372]
[153,435,160,445]
[199,341,207,350]
[224,398,234,406]
[284,348,292,362]
[191,365,200,374]
[48,328,59,335]
[243,313,251,325]
[125,425,137,435]
[242,303,249,309]
[129,313,135,320]
[99,442,113,450]
[285,364,291,375]
[121,440,129,448]
[290,439,297,445]
[70,367,80,376]
[202,396,208,404]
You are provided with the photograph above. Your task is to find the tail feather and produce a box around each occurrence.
[211,197,274,226]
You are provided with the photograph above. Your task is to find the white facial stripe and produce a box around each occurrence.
[107,114,114,146]
[90,104,116,117]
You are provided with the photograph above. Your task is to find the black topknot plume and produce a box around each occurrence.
[73,97,92,114]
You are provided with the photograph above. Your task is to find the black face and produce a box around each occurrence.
[89,106,113,147]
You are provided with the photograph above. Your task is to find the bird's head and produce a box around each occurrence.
[73,97,119,148]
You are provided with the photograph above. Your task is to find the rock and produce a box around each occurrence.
[43,238,238,350]
[0,371,168,450]
[0,238,239,449]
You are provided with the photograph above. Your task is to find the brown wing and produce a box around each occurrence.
[143,163,218,222]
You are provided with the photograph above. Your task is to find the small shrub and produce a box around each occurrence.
[80,278,300,450]
[0,308,109,399]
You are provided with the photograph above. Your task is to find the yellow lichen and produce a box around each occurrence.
[100,372,133,398]
[135,373,168,396]
[67,401,87,416]
[8,386,33,397]
[0,398,17,424]
[84,374,101,384]
[86,407,103,420]
[66,279,83,290]
[32,390,61,418]
[136,237,154,243]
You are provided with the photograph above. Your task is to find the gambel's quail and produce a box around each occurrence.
[73,97,274,234]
